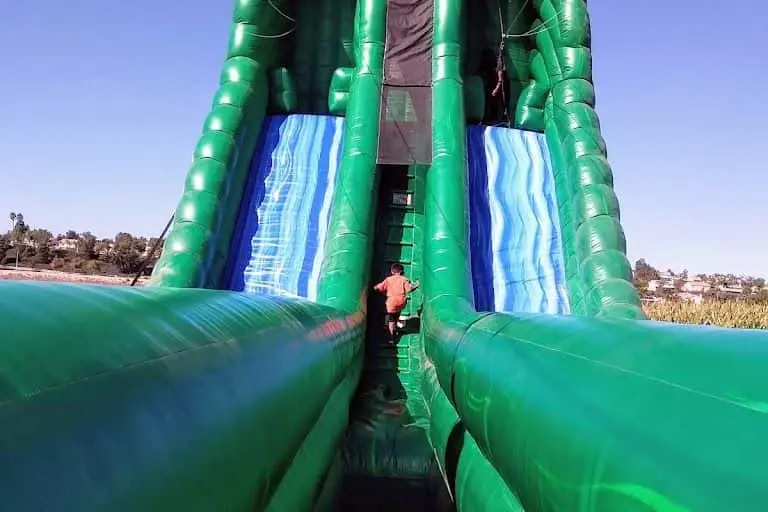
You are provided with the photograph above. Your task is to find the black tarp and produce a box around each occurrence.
[377,0,434,165]
[383,0,433,86]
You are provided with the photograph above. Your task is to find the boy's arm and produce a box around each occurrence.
[373,280,387,292]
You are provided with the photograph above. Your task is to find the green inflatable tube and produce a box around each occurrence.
[426,1,527,509]
[265,366,362,511]
[0,281,362,511]
[450,314,768,511]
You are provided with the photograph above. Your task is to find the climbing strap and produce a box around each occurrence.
[130,213,174,286]
[493,11,512,127]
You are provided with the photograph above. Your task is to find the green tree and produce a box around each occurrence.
[633,258,659,289]
[10,212,28,240]
[28,229,54,265]
[64,230,78,239]
[147,237,165,261]
[8,212,29,267]
[94,239,112,261]
[0,234,10,263]
[77,231,97,259]
[33,245,52,265]
[134,236,148,255]
[28,228,53,248]
[111,232,142,274]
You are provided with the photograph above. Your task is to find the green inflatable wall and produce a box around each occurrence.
[2,1,768,511]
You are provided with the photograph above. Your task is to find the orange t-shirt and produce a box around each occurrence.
[374,275,413,313]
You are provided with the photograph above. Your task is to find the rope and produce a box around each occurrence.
[130,214,174,287]
[251,27,296,39]
[504,7,562,39]
[493,7,513,127]
[267,0,295,22]
[247,1,296,40]
[489,2,564,126]
[506,0,531,35]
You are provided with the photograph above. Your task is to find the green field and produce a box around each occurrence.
[645,301,768,329]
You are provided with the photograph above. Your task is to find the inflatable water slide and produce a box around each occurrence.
[3,1,768,510]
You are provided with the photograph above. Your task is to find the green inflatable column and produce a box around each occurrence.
[515,48,548,131]
[535,0,644,318]
[425,0,478,390]
[152,0,294,288]
[317,0,387,314]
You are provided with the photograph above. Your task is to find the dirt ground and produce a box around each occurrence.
[0,267,149,286]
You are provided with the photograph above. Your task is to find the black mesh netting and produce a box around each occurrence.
[377,0,434,165]
[378,85,432,165]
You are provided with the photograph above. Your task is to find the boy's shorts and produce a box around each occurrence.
[384,296,406,323]
[384,312,400,323]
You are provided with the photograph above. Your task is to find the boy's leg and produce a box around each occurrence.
[384,313,396,341]
[384,298,406,342]
[391,304,406,337]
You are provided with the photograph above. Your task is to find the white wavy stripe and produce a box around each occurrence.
[266,116,303,295]
[308,116,344,301]
[246,116,300,295]
[290,116,316,293]
[281,115,318,294]
[484,127,507,310]
[521,131,553,312]
[534,134,570,312]
[536,133,570,313]
[498,130,525,311]
[496,129,523,311]
[493,129,518,311]
[506,130,539,311]
[525,132,557,313]
[294,116,325,293]
[244,117,287,293]
[531,132,563,314]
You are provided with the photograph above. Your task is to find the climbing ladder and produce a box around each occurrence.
[367,164,424,374]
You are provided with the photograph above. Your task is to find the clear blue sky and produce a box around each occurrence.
[0,1,765,277]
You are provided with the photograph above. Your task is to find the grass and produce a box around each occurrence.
[644,301,768,329]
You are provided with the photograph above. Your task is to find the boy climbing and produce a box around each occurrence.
[373,263,419,342]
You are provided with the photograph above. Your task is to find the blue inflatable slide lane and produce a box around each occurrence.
[467,125,570,314]
[227,114,344,299]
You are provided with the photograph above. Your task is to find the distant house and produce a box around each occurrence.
[717,284,743,296]
[682,280,711,294]
[54,239,78,251]
[648,279,675,292]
